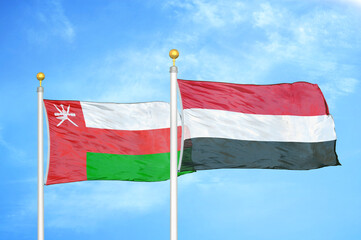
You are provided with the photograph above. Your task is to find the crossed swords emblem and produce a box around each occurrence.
[53,104,78,127]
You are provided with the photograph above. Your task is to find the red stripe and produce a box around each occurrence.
[178,79,329,116]
[44,100,181,185]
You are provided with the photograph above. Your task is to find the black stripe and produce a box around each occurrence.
[180,138,339,171]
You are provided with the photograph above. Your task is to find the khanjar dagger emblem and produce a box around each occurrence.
[53,104,78,127]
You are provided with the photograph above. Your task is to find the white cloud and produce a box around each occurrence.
[338,78,358,93]
[0,126,26,161]
[253,2,284,28]
[320,77,359,107]
[29,0,75,43]
[74,47,172,103]
[178,170,295,224]
[43,174,215,230]
[333,0,361,7]
[165,0,246,28]
[44,181,169,229]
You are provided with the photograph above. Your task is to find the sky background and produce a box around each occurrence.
[1,0,361,239]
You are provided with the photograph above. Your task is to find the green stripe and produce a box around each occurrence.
[86,152,193,182]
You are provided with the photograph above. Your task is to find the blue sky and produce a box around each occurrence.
[1,0,361,239]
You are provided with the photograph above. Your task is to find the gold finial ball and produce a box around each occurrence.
[169,49,179,60]
[36,72,45,81]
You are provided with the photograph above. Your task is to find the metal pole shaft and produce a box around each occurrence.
[170,65,178,240]
[37,86,44,240]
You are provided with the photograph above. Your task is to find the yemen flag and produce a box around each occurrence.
[177,79,340,172]
[44,100,185,185]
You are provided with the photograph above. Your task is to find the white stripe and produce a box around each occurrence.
[184,109,336,143]
[81,101,180,130]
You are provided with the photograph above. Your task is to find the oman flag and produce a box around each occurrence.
[44,100,184,185]
[178,79,340,172]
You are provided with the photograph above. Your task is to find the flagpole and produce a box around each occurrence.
[169,49,179,240]
[37,72,45,240]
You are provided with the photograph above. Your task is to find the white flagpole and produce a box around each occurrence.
[169,49,179,240]
[37,72,45,240]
